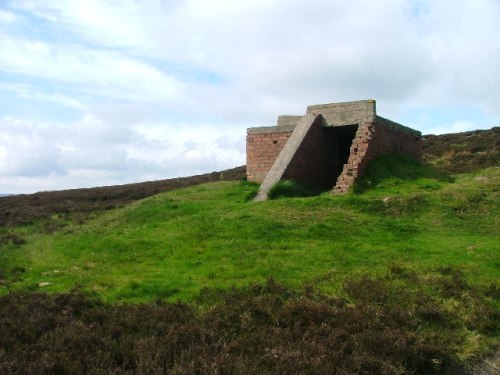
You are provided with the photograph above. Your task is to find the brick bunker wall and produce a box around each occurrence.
[368,117,422,162]
[333,117,422,194]
[246,100,422,197]
[281,116,339,191]
[246,126,295,183]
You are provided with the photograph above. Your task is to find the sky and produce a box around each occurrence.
[0,0,499,194]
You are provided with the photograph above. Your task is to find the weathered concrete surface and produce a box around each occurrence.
[277,115,302,127]
[307,100,376,127]
[247,125,297,135]
[253,114,321,201]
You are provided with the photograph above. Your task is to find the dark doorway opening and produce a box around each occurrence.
[329,124,358,184]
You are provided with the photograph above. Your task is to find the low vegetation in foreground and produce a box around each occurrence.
[0,271,497,374]
[0,137,498,373]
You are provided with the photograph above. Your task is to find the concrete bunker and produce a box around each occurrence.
[246,100,422,201]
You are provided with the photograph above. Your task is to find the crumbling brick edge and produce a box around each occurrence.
[247,100,422,200]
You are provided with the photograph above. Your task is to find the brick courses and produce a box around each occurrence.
[247,100,422,199]
[333,117,422,194]
[246,126,294,183]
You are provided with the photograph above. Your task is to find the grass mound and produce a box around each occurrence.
[0,167,498,302]
[0,157,498,372]
[353,154,452,194]
[268,180,316,199]
[1,268,497,374]
[0,127,496,229]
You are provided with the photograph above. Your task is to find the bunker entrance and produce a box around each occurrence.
[329,124,358,183]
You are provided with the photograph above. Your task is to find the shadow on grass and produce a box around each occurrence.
[268,180,323,200]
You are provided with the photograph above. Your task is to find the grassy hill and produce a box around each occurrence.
[0,161,498,303]
[0,128,498,374]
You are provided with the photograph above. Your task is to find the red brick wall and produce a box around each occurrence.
[282,120,338,190]
[247,115,422,195]
[333,118,422,194]
[366,118,422,164]
[246,129,293,182]
[333,122,372,193]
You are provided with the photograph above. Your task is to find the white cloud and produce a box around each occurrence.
[0,83,86,110]
[0,0,499,193]
[17,0,158,53]
[0,113,245,193]
[0,9,16,23]
[426,121,478,136]
[0,118,65,178]
[7,0,500,114]
[0,35,186,103]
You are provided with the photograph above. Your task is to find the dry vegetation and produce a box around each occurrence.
[422,127,499,173]
[1,271,497,374]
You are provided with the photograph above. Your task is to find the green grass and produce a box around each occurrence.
[352,153,453,194]
[0,158,498,304]
[268,179,317,199]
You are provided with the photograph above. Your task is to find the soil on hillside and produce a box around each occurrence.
[0,127,498,228]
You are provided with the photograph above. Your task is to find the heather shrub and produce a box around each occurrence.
[0,270,496,374]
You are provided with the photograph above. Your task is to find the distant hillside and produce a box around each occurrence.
[0,127,498,227]
[0,166,245,227]
[422,126,499,173]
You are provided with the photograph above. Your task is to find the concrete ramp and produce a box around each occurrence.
[254,114,322,201]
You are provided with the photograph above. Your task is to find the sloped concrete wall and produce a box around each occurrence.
[281,118,338,191]
[247,99,422,199]
[254,114,323,201]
